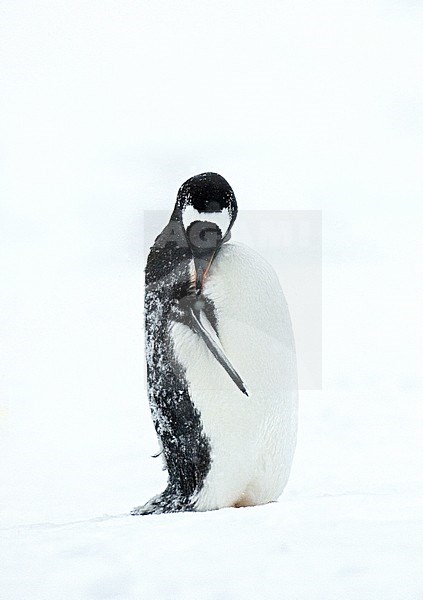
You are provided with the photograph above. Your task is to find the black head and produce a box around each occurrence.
[175,172,237,220]
[172,172,237,293]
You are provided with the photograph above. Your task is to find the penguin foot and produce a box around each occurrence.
[131,489,193,516]
[130,503,158,516]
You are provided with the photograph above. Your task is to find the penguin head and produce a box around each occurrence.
[174,172,237,294]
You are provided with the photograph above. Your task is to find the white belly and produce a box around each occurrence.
[170,242,298,510]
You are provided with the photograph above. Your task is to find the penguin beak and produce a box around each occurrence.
[185,219,224,295]
[183,296,250,397]
[193,253,216,294]
[192,230,232,293]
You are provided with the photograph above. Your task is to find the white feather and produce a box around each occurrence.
[182,206,230,235]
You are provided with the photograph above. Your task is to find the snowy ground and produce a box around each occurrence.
[1,1,423,599]
[2,491,422,600]
[1,390,422,599]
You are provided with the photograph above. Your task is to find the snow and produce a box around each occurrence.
[2,493,422,600]
[1,1,423,598]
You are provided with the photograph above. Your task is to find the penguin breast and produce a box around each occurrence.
[170,242,298,510]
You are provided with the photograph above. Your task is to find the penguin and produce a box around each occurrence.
[131,172,298,515]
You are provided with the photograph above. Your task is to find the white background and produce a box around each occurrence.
[1,1,422,599]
